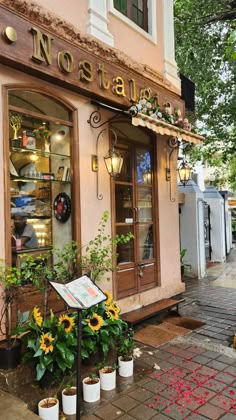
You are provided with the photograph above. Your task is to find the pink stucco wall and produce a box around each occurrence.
[0,0,184,321]
[33,0,164,76]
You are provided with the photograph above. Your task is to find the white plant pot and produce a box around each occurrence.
[82,377,100,403]
[99,367,116,391]
[118,356,134,377]
[38,397,59,420]
[62,386,77,415]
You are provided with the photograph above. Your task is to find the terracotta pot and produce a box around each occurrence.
[62,386,77,415]
[82,377,100,403]
[99,366,116,391]
[118,356,134,377]
[38,397,59,420]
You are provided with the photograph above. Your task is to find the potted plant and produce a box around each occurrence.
[98,361,117,391]
[82,373,100,403]
[0,261,29,369]
[38,396,59,420]
[81,290,124,364]
[117,324,135,377]
[22,307,77,386]
[62,383,77,416]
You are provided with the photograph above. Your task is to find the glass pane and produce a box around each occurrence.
[138,186,152,222]
[121,0,127,13]
[138,0,143,10]
[136,149,152,184]
[132,7,138,23]
[132,0,138,6]
[117,147,132,182]
[114,0,121,9]
[9,90,72,121]
[9,113,71,156]
[116,226,134,264]
[138,10,144,26]
[139,224,153,260]
[115,185,133,223]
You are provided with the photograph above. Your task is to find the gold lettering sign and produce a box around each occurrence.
[129,79,137,102]
[97,64,111,90]
[30,27,53,65]
[79,60,93,82]
[140,88,152,100]
[58,50,74,73]
[112,76,126,97]
[0,8,184,113]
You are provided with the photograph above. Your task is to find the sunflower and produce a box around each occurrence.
[32,307,43,327]
[86,313,103,331]
[111,302,120,314]
[103,290,112,305]
[58,314,75,333]
[105,305,119,319]
[40,333,54,354]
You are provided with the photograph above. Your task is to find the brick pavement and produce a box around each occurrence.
[79,247,236,420]
[80,339,236,419]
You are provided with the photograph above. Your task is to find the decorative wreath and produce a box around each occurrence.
[53,192,71,223]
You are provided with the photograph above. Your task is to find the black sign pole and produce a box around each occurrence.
[76,309,82,420]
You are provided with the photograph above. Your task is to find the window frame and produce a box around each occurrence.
[113,0,148,32]
[108,0,157,44]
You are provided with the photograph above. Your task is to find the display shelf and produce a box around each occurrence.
[10,146,70,159]
[10,175,71,183]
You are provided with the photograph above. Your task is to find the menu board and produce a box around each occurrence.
[50,275,106,309]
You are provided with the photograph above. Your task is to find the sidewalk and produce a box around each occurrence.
[1,248,236,420]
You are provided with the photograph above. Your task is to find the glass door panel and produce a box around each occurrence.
[116,226,134,265]
[136,149,152,184]
[138,186,152,222]
[139,224,153,261]
[115,185,133,223]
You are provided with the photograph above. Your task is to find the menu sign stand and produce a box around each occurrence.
[50,275,106,420]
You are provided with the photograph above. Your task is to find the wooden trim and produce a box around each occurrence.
[9,105,73,127]
[71,109,81,250]
[111,121,159,299]
[3,86,11,264]
[4,83,81,266]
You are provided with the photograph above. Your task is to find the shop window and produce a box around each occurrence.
[114,0,148,32]
[7,90,73,266]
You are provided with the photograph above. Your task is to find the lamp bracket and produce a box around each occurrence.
[92,128,120,200]
[87,109,123,129]
[166,137,180,203]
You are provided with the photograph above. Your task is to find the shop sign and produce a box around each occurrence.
[0,6,184,112]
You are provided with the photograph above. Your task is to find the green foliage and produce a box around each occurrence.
[80,210,134,282]
[174,0,236,189]
[22,308,77,384]
[0,261,28,345]
[116,323,135,360]
[81,291,127,361]
[22,291,129,383]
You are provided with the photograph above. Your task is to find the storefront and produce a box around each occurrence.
[0,2,203,314]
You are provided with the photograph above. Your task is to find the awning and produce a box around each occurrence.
[132,114,204,144]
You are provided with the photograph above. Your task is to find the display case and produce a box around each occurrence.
[8,91,73,254]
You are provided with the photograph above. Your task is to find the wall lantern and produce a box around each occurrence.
[91,128,123,200]
[178,160,192,186]
[166,137,192,202]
